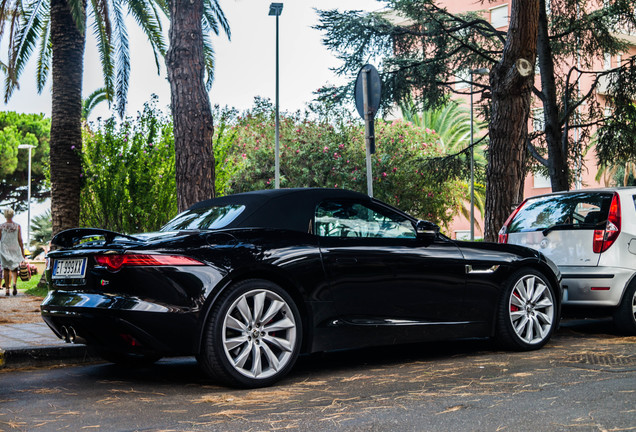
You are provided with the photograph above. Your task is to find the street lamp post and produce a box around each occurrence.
[18,144,35,248]
[269,2,283,189]
[469,68,489,241]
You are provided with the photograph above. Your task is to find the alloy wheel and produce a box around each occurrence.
[222,288,297,379]
[508,274,555,345]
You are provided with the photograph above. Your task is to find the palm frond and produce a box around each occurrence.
[110,0,129,117]
[126,0,167,74]
[150,0,168,16]
[202,32,215,90]
[203,0,230,39]
[67,0,86,34]
[82,87,108,120]
[35,12,50,92]
[5,0,46,101]
[89,0,115,107]
[0,0,20,36]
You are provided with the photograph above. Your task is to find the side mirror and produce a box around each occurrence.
[415,220,440,242]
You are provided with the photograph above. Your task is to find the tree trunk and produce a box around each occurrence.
[166,0,215,212]
[49,0,85,236]
[484,0,540,242]
[537,0,569,192]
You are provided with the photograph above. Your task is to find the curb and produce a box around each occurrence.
[0,344,97,369]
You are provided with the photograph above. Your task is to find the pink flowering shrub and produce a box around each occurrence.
[220,100,464,228]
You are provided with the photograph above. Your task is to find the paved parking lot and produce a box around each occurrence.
[1,318,634,431]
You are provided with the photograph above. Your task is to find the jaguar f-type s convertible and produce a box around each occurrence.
[42,188,562,387]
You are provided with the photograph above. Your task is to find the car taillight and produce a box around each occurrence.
[593,192,621,254]
[94,254,204,271]
[498,199,528,243]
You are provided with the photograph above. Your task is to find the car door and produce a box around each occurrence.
[315,199,466,325]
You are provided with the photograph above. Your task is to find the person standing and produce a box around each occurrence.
[0,209,25,296]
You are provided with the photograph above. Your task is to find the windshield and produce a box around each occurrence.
[161,204,246,231]
[509,192,613,233]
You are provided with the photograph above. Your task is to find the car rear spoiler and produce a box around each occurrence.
[51,228,145,248]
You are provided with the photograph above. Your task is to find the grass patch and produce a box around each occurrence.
[21,274,49,297]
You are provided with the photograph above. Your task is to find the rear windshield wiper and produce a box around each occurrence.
[541,223,575,236]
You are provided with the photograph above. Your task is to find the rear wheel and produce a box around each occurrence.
[495,268,557,350]
[198,279,302,388]
[613,283,636,335]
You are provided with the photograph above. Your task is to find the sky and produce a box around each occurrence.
[1,0,384,237]
[3,0,384,119]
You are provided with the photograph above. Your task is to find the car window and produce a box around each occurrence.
[315,200,416,238]
[161,204,246,231]
[509,192,612,233]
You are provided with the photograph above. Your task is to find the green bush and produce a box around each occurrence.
[80,98,178,233]
[78,97,466,234]
[223,100,464,229]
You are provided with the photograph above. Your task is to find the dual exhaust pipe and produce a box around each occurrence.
[59,326,84,344]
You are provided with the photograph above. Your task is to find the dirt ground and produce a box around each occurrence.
[0,292,44,324]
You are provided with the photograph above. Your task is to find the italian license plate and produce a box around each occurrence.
[52,258,88,279]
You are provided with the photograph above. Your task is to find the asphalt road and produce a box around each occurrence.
[1,319,635,432]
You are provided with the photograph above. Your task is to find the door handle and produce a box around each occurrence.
[465,264,500,274]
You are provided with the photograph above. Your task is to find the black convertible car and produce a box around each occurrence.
[42,188,562,387]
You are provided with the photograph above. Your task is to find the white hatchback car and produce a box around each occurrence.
[498,187,636,334]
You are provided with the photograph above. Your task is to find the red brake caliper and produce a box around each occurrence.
[510,291,521,312]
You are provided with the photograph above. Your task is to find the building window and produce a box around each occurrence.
[604,53,612,70]
[490,4,509,28]
[455,230,470,240]
[455,69,470,90]
[533,172,551,189]
[532,108,545,132]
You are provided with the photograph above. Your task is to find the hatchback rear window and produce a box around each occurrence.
[509,192,613,233]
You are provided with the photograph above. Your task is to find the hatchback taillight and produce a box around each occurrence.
[94,254,204,271]
[593,192,621,254]
[498,200,528,243]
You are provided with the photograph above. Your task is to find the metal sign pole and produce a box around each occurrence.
[354,63,380,198]
[274,12,281,189]
[362,68,373,198]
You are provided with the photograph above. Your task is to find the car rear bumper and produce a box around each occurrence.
[40,290,201,356]
[560,266,635,307]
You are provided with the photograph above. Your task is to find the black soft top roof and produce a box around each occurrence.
[188,188,372,233]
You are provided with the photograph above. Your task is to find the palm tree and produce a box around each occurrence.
[30,209,52,253]
[1,0,167,235]
[400,100,487,232]
[596,161,636,187]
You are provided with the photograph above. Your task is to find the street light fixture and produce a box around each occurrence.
[269,2,283,189]
[18,144,36,248]
[469,68,489,241]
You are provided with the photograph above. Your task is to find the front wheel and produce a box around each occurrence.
[495,268,558,351]
[613,283,636,335]
[197,279,302,388]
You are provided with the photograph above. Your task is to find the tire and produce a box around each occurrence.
[613,283,636,335]
[197,279,302,388]
[495,268,558,351]
[90,348,161,367]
